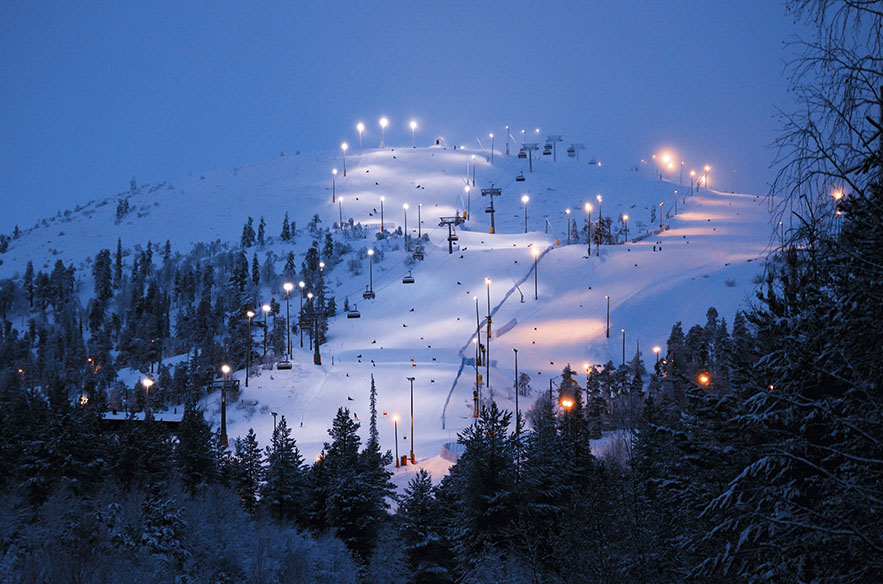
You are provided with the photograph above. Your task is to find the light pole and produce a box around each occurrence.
[606,295,610,338]
[338,196,344,229]
[403,203,409,248]
[623,214,629,242]
[485,278,492,394]
[418,203,422,238]
[142,377,154,414]
[584,203,593,256]
[298,282,305,347]
[653,346,661,366]
[674,190,679,215]
[513,348,519,435]
[474,298,481,417]
[690,170,696,195]
[245,309,254,387]
[680,161,684,184]
[283,283,293,359]
[465,186,471,220]
[410,120,417,148]
[341,142,348,176]
[356,122,364,155]
[621,329,626,366]
[271,411,277,433]
[521,195,529,233]
[521,129,525,145]
[659,202,664,228]
[489,133,494,164]
[262,303,271,357]
[379,117,388,148]
[306,293,314,351]
[332,168,337,202]
[367,249,374,296]
[596,194,603,234]
[471,155,476,186]
[393,415,400,467]
[532,247,539,300]
[220,365,229,446]
[505,125,510,155]
[407,377,416,463]
[380,196,385,232]
[704,165,711,190]
[565,208,571,243]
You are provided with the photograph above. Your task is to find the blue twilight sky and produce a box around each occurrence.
[0,1,802,233]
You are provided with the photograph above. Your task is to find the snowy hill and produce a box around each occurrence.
[1,142,774,488]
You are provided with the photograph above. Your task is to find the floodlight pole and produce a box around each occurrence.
[407,377,416,463]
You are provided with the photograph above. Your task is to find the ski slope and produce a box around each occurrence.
[1,142,774,488]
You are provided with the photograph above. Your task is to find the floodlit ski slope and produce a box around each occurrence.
[1,143,773,488]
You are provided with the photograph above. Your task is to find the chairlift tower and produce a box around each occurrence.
[481,186,502,234]
[523,143,539,172]
[439,215,466,254]
[546,135,563,161]
[569,143,585,161]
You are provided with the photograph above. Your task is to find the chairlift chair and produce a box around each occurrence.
[277,360,293,370]
[363,284,375,300]
[517,150,527,159]
[402,271,415,284]
[515,171,525,182]
[542,144,552,156]
[412,251,424,261]
[448,233,459,242]
[347,304,361,318]
[566,146,576,158]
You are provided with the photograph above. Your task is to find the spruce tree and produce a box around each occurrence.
[176,402,217,493]
[233,428,263,514]
[261,416,306,523]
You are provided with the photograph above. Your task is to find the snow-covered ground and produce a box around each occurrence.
[2,143,774,488]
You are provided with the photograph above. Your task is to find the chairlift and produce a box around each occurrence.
[363,290,375,300]
[542,144,552,156]
[485,206,495,213]
[448,233,459,242]
[412,251,424,261]
[347,304,361,318]
[566,146,576,158]
[517,150,527,159]
[515,171,525,182]
[277,360,293,370]
[402,271,415,284]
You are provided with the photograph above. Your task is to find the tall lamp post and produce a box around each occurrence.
[142,377,154,414]
[606,295,610,338]
[489,133,495,164]
[621,329,626,366]
[220,365,229,446]
[298,282,305,347]
[356,122,364,155]
[332,168,337,202]
[565,208,571,243]
[283,283,294,359]
[262,304,271,357]
[596,195,603,254]
[418,203,422,238]
[521,195,529,233]
[338,197,344,230]
[380,196,385,232]
[485,277,492,394]
[366,249,375,297]
[379,117,388,148]
[341,142,348,176]
[246,309,254,387]
[623,214,629,242]
[465,186,471,220]
[393,415,400,467]
[513,348,519,436]
[584,203,593,256]
[410,120,417,148]
[306,293,314,351]
[653,346,661,366]
[407,377,416,463]
[403,203,410,248]
[532,247,539,300]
